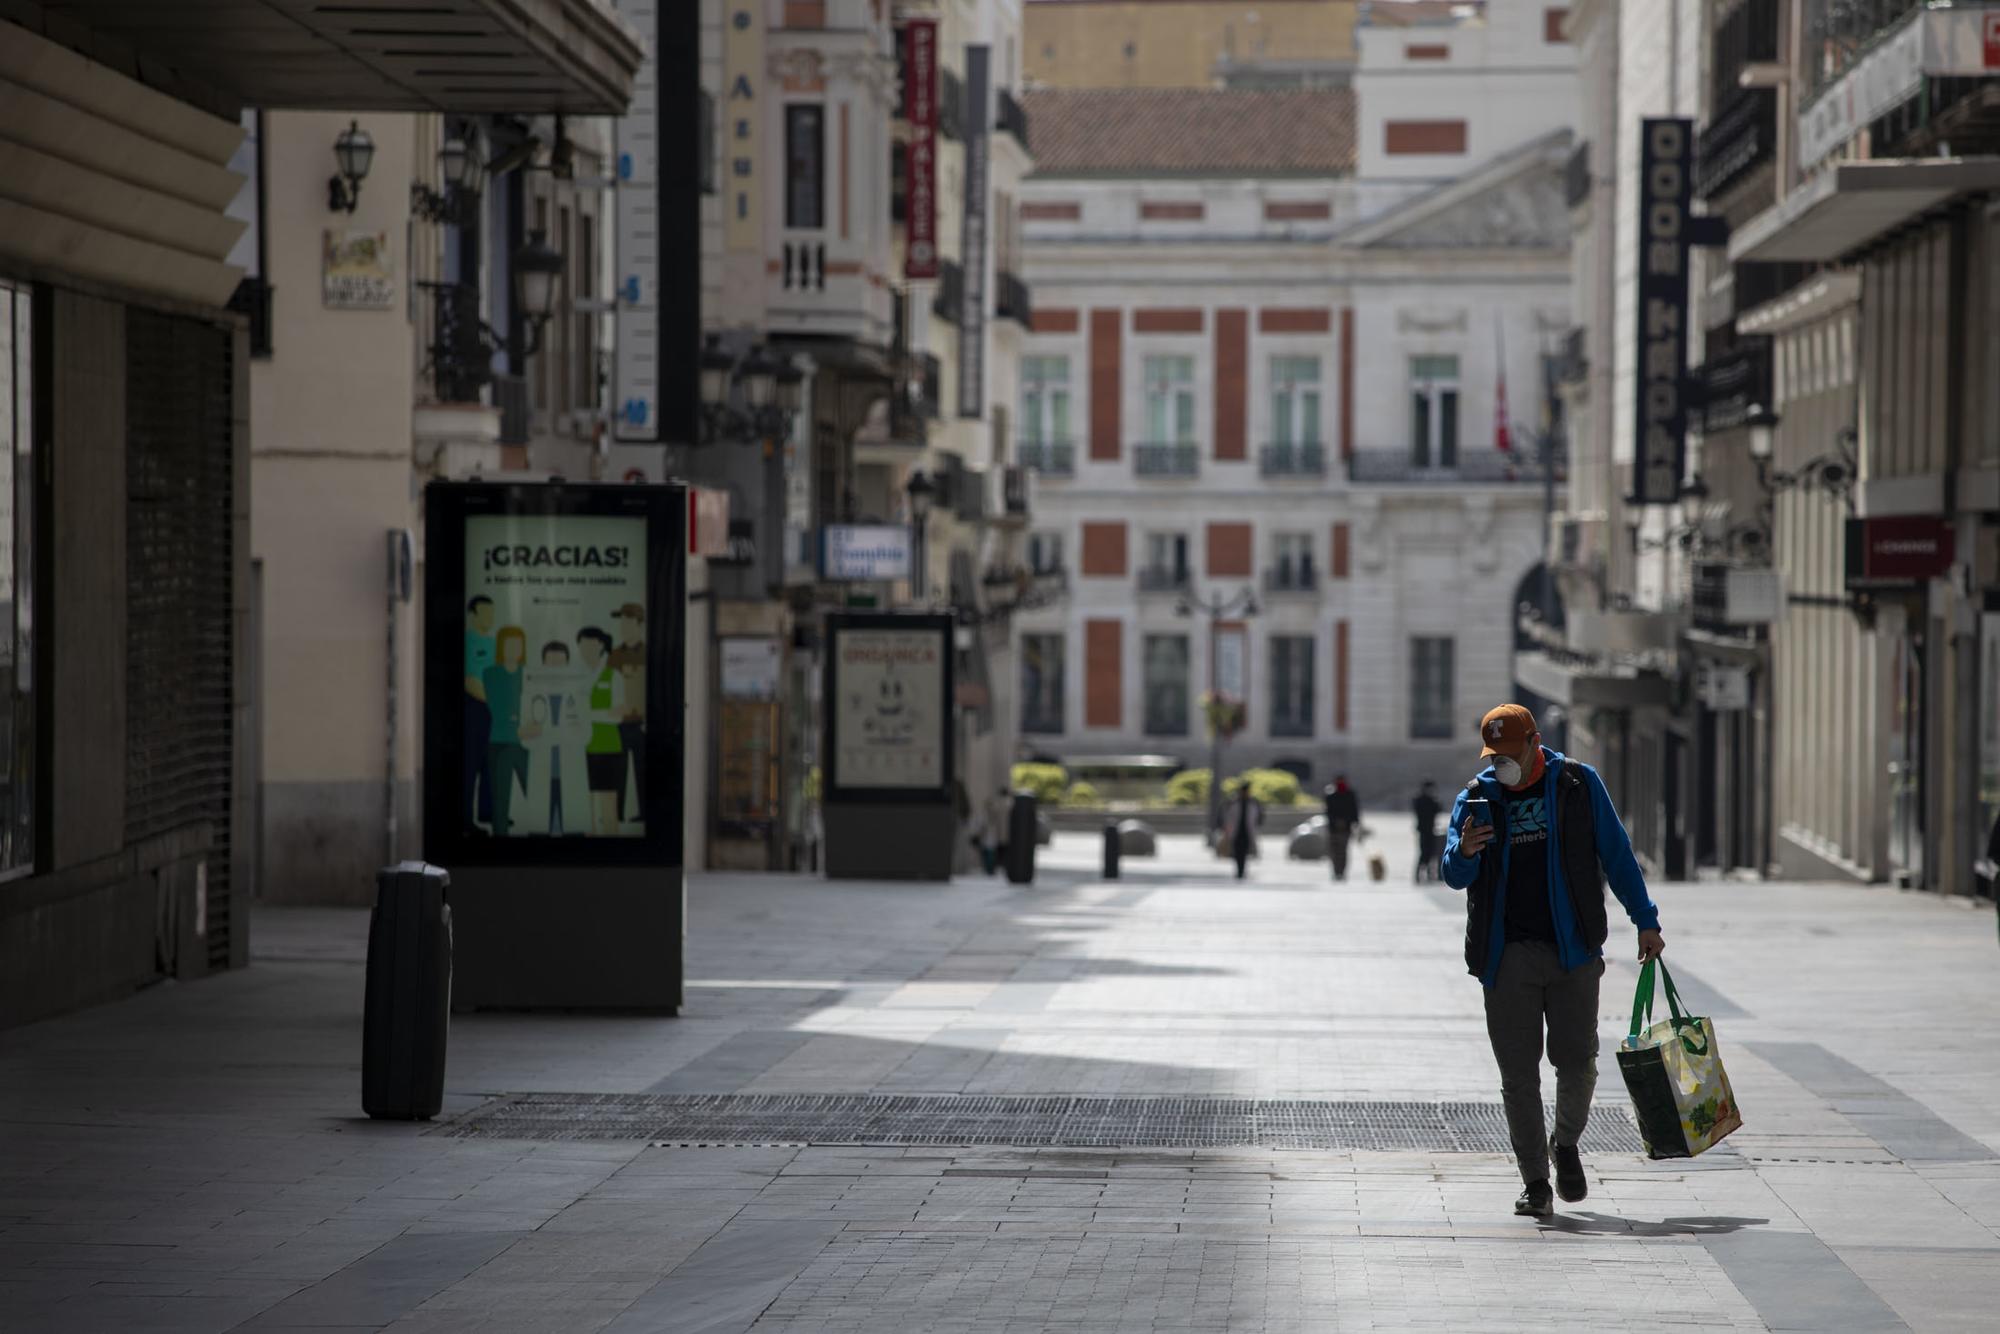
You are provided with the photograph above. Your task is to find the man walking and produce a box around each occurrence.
[1226,785,1262,881]
[1412,781,1443,883]
[1442,704,1665,1218]
[1323,777,1360,881]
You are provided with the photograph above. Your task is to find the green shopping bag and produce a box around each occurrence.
[1616,959,1743,1159]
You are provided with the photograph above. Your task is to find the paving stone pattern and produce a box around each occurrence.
[0,826,1996,1332]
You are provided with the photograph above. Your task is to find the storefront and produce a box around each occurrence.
[0,3,641,1028]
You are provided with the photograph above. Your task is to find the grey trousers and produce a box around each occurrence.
[1483,940,1605,1184]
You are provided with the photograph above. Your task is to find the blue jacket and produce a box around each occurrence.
[1441,747,1660,987]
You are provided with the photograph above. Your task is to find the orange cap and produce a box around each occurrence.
[1478,703,1538,757]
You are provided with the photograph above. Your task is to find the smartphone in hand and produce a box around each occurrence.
[1463,797,1491,829]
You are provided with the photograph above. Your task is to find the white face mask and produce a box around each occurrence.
[1492,755,1524,787]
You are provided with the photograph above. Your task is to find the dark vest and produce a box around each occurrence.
[1462,763,1608,976]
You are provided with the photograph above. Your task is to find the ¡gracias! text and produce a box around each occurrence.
[482,543,632,573]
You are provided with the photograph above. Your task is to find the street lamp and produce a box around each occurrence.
[775,359,806,415]
[328,120,374,213]
[700,341,803,442]
[412,127,485,226]
[1176,586,1260,836]
[905,468,936,604]
[512,229,563,356]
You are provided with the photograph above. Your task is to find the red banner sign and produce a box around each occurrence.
[1845,516,1955,587]
[903,19,939,280]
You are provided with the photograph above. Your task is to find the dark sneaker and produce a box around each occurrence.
[1551,1139,1587,1203]
[1514,1179,1554,1217]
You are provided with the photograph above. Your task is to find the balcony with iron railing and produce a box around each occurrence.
[1134,443,1200,477]
[1696,87,1776,202]
[1262,565,1319,596]
[1347,449,1545,484]
[997,270,1032,326]
[932,258,964,325]
[1801,0,1925,104]
[1259,442,1326,478]
[1018,439,1076,476]
[997,87,1030,149]
[1137,566,1192,594]
[1692,335,1773,435]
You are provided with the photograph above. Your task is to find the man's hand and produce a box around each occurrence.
[1637,929,1665,962]
[1457,816,1495,858]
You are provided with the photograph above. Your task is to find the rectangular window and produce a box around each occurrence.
[1409,354,1460,468]
[1269,636,1315,737]
[1021,633,1065,734]
[1028,530,1064,576]
[0,281,34,876]
[1020,355,1071,446]
[785,104,825,229]
[1410,636,1456,740]
[1144,531,1189,586]
[1269,356,1322,447]
[1143,355,1195,444]
[1272,532,1314,590]
[1143,634,1191,736]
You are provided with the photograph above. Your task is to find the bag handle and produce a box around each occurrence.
[1629,957,1698,1043]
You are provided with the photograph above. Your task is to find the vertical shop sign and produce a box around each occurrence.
[957,45,990,418]
[723,2,763,253]
[904,20,939,279]
[1633,118,1691,506]
[613,0,661,440]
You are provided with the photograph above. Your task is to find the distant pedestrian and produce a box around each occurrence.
[1226,785,1263,880]
[1413,781,1443,882]
[1323,777,1360,881]
[1443,704,1665,1219]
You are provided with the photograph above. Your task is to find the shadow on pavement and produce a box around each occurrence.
[1542,1211,1772,1237]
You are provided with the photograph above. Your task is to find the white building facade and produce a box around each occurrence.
[1013,2,1576,795]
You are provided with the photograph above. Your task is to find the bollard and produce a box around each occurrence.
[1102,820,1121,880]
[1006,790,1038,884]
[362,862,452,1121]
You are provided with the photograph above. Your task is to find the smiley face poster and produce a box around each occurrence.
[835,627,944,789]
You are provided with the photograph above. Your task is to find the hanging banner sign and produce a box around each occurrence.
[903,19,939,280]
[957,44,990,419]
[1632,118,1691,506]
[612,0,661,440]
[723,1,763,253]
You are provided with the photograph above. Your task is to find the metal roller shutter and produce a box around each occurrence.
[125,309,235,970]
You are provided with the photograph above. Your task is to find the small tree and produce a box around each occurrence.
[1166,768,1211,807]
[1010,762,1068,804]
[1062,780,1104,808]
[1222,768,1304,807]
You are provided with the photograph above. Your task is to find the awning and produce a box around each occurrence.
[21,0,643,116]
[1728,158,2000,264]
[1513,651,1674,712]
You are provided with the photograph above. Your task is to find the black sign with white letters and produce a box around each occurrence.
[1634,118,1692,506]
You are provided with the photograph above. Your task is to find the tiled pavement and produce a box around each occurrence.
[2,821,1998,1331]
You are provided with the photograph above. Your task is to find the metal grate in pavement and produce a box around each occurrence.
[436,1093,1649,1153]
